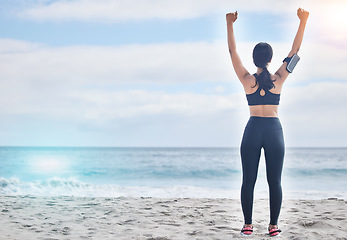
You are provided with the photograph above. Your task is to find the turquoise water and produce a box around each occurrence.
[0,147,346,199]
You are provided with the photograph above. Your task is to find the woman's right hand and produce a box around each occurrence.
[297,8,309,22]
[226,11,238,24]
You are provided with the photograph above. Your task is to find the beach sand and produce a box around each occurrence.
[0,196,346,240]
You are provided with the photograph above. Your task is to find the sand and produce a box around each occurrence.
[0,196,346,240]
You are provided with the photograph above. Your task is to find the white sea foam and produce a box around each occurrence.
[1,177,345,199]
[0,177,237,198]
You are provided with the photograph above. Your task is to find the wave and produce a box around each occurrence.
[1,177,346,199]
[0,177,238,198]
[285,168,347,177]
[78,167,240,179]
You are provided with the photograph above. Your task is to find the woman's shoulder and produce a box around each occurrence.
[242,74,257,94]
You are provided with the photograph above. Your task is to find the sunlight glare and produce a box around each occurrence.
[324,4,347,35]
[38,158,62,171]
[31,156,69,173]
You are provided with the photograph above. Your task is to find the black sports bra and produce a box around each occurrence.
[246,74,280,106]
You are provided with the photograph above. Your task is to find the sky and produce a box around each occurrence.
[0,0,347,147]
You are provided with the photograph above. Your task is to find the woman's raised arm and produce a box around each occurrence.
[226,11,251,85]
[275,8,309,81]
[290,8,309,56]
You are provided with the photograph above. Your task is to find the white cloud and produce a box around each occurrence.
[1,38,346,90]
[19,0,347,24]
[67,89,245,124]
[20,0,306,22]
[1,37,346,119]
[2,80,347,147]
[3,0,347,147]
[0,38,245,121]
[0,38,42,53]
[280,82,347,147]
[213,86,227,93]
[19,0,347,53]
[0,39,233,86]
[269,42,347,84]
[1,38,347,146]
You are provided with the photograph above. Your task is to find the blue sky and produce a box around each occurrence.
[1,0,347,147]
[0,3,286,46]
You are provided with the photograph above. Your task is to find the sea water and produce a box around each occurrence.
[0,147,346,199]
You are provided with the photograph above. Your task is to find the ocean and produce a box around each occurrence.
[0,147,346,199]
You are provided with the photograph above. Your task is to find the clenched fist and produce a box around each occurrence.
[226,11,238,24]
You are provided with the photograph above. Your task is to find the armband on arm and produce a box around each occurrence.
[283,54,300,73]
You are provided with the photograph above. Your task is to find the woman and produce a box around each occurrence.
[226,8,309,236]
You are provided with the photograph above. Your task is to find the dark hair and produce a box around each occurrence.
[252,42,275,90]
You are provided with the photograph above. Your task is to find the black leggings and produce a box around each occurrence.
[240,116,285,225]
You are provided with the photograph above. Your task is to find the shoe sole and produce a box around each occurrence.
[269,232,281,237]
[240,232,252,236]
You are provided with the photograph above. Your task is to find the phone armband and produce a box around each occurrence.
[283,54,300,73]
